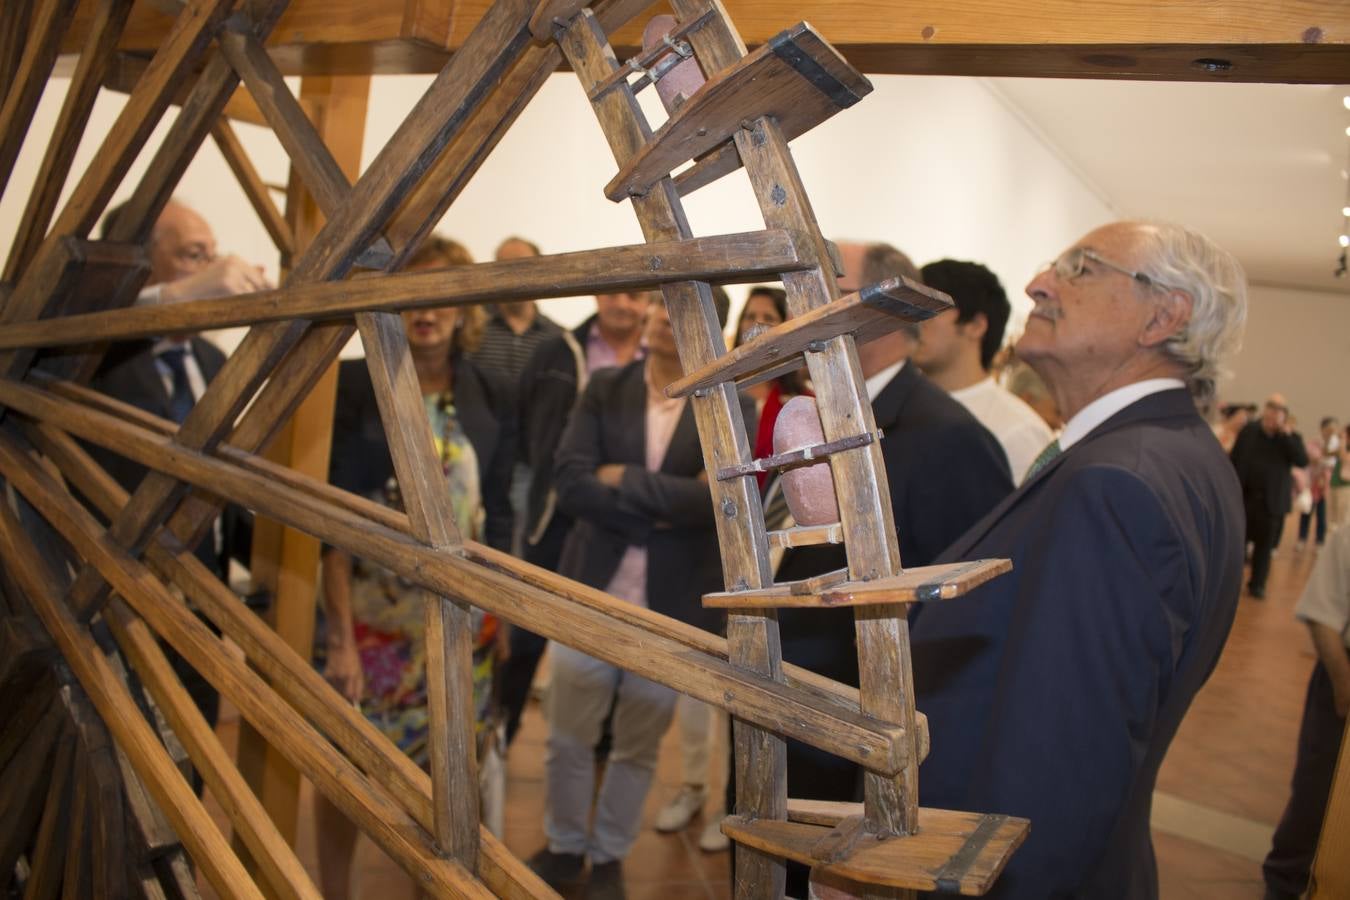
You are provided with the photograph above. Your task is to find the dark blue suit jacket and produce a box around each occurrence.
[911,388,1244,899]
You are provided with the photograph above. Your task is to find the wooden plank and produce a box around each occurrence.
[0,0,81,206]
[105,597,323,900]
[605,22,870,201]
[667,277,952,399]
[355,308,478,862]
[114,744,181,861]
[0,501,266,900]
[0,230,804,350]
[704,559,1013,609]
[3,0,135,283]
[722,808,1029,895]
[715,430,881,482]
[211,119,297,259]
[0,437,494,900]
[0,378,915,776]
[23,725,76,900]
[61,752,91,900]
[0,2,34,103]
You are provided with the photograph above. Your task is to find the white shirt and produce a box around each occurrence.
[1059,378,1187,451]
[151,336,208,402]
[951,377,1054,486]
[1296,522,1350,649]
[865,359,906,403]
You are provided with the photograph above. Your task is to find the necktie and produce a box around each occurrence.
[1024,437,1062,481]
[158,346,195,424]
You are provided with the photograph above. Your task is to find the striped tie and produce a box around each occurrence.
[1024,438,1062,481]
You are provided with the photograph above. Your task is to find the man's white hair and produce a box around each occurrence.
[1130,220,1248,401]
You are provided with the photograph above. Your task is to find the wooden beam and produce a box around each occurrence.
[59,1,1350,82]
[0,230,804,350]
[0,497,265,900]
[0,0,81,207]
[1311,721,1350,897]
[0,377,919,776]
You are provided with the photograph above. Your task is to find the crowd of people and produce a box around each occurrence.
[100,200,1347,900]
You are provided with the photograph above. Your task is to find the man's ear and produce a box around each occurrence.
[1140,290,1193,348]
[961,312,989,343]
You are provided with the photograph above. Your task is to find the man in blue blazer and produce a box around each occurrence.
[910,221,1248,899]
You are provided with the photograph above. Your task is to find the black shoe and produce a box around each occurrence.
[586,860,626,900]
[1248,583,1266,599]
[526,848,586,889]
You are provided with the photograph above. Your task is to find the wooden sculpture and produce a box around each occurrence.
[4,0,1342,898]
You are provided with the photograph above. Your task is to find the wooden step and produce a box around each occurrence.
[604,21,870,201]
[719,803,1028,895]
[703,559,1011,609]
[665,276,952,399]
[767,522,844,551]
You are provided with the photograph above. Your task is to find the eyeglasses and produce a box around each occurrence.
[1046,247,1175,293]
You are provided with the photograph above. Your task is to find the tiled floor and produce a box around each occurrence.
[203,514,1334,898]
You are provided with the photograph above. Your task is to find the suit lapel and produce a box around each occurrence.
[660,402,700,473]
[451,357,499,480]
[940,389,1199,561]
[130,350,174,421]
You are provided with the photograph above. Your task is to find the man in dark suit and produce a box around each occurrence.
[87,201,269,777]
[908,221,1248,899]
[1230,393,1308,598]
[771,241,1012,898]
[528,289,751,899]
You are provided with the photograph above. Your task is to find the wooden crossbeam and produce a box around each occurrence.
[0,431,498,900]
[0,494,265,900]
[2,0,133,283]
[21,718,75,900]
[0,376,919,777]
[703,559,1013,609]
[0,230,805,350]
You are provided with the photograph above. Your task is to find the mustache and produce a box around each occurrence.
[1030,304,1063,322]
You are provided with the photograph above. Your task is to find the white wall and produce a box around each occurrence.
[2,71,1117,355]
[1221,282,1350,426]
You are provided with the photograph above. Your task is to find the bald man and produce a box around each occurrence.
[1230,392,1308,598]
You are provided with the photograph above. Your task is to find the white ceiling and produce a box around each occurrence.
[986,77,1350,296]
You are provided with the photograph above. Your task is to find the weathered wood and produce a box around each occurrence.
[105,597,323,900]
[0,230,804,350]
[22,725,76,900]
[0,498,265,900]
[723,808,1029,895]
[0,0,81,206]
[704,559,1013,609]
[0,433,495,900]
[0,378,915,775]
[667,277,953,399]
[3,0,134,283]
[113,744,181,861]
[211,119,297,259]
[354,309,480,863]
[605,21,870,201]
[61,752,91,900]
[0,2,34,104]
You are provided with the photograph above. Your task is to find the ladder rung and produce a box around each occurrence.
[767,523,844,551]
[721,806,1028,894]
[604,22,870,202]
[703,559,1012,609]
[715,430,879,482]
[667,277,952,400]
[585,6,719,102]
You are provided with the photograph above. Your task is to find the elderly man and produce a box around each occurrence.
[1230,393,1308,598]
[909,221,1247,899]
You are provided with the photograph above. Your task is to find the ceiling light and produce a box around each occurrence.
[1344,206,1350,217]
[1340,235,1350,247]
[1344,95,1350,110]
